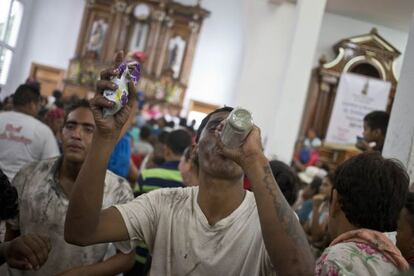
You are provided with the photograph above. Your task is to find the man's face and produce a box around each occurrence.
[196,111,244,179]
[61,107,95,163]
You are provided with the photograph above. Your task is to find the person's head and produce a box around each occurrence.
[0,169,18,221]
[302,176,322,200]
[158,130,170,144]
[194,106,246,180]
[363,111,389,144]
[269,160,298,206]
[320,173,334,200]
[307,128,317,140]
[13,84,41,117]
[179,146,198,186]
[164,129,192,161]
[44,108,65,136]
[140,125,151,141]
[397,192,414,259]
[328,152,409,240]
[2,96,13,111]
[61,99,95,163]
[52,89,64,108]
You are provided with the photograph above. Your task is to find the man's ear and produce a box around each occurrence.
[372,128,383,139]
[192,144,199,166]
[163,144,171,157]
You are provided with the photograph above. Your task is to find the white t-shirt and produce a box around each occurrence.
[115,187,276,276]
[0,111,60,181]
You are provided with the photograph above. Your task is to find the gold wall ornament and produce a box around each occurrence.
[299,29,401,169]
[85,0,95,8]
[112,1,128,14]
[64,0,210,110]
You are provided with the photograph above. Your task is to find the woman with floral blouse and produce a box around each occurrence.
[315,152,410,275]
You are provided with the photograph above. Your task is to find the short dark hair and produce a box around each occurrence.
[333,152,408,232]
[404,192,414,230]
[0,169,18,220]
[166,129,192,156]
[195,106,234,143]
[63,99,91,124]
[13,84,40,107]
[309,176,323,194]
[140,125,151,140]
[364,111,390,136]
[269,160,298,206]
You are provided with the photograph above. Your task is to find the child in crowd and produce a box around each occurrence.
[357,110,390,153]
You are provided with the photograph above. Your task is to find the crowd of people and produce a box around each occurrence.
[0,53,412,275]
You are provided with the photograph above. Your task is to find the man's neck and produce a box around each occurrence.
[58,158,82,196]
[13,106,34,117]
[197,171,245,226]
[374,138,385,152]
[332,215,358,241]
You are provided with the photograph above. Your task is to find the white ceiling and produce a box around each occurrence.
[325,0,414,32]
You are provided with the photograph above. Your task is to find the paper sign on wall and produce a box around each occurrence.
[325,73,391,146]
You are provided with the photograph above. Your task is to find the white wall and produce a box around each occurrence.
[177,0,244,111]
[234,6,410,162]
[235,0,297,143]
[383,15,414,181]
[315,13,409,77]
[4,0,84,96]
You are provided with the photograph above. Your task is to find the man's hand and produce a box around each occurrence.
[355,139,372,152]
[90,51,136,141]
[312,194,325,208]
[1,234,51,270]
[216,126,265,171]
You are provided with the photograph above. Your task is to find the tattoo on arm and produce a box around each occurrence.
[262,165,309,249]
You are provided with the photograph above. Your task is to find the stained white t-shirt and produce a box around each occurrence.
[8,158,134,275]
[0,111,59,181]
[115,187,276,276]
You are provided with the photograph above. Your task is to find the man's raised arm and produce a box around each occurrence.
[218,127,315,276]
[64,52,134,246]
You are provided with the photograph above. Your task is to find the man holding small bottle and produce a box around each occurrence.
[64,52,315,276]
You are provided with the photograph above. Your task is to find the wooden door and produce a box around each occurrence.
[29,63,65,97]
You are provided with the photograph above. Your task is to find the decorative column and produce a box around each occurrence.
[155,14,174,78]
[180,19,200,84]
[104,0,128,62]
[146,9,166,75]
[74,0,96,58]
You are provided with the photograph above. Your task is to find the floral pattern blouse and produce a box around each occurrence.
[315,229,409,276]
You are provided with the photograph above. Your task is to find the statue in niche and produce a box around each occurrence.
[129,22,149,52]
[154,69,182,103]
[87,19,108,54]
[167,36,186,79]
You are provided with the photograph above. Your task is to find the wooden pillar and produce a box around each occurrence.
[180,21,200,84]
[155,16,174,78]
[146,9,165,75]
[103,0,128,62]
